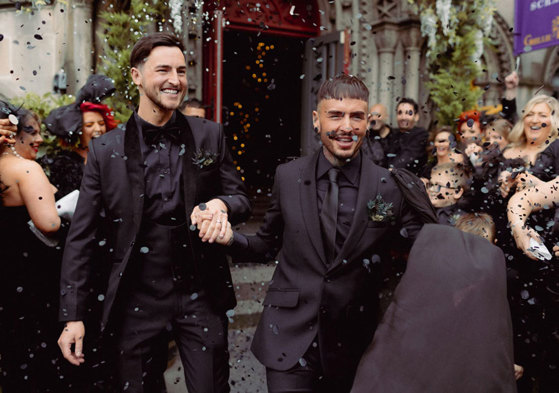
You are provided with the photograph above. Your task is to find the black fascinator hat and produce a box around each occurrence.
[0,100,37,134]
[44,74,116,144]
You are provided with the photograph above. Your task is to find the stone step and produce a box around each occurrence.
[228,263,275,329]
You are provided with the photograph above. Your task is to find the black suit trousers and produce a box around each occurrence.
[111,288,229,393]
[109,221,230,393]
[266,340,355,393]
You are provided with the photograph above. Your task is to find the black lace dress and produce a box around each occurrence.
[41,150,85,200]
[0,205,63,392]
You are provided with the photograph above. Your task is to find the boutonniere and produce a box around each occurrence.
[367,194,394,222]
[192,149,218,169]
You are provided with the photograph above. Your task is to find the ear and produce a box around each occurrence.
[413,112,420,123]
[312,110,319,132]
[454,187,464,200]
[131,67,142,87]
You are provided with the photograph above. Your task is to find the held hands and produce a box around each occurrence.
[0,118,17,145]
[57,321,85,366]
[190,198,229,243]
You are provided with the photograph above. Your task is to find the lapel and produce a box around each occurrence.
[299,150,328,266]
[176,112,198,217]
[328,157,380,272]
[123,114,145,233]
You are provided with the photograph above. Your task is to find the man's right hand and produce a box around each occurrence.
[58,321,86,366]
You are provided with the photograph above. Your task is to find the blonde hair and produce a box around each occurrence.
[486,118,513,139]
[508,95,559,147]
[455,212,496,242]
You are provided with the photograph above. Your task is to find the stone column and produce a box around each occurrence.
[372,21,399,119]
[400,21,422,101]
[66,0,94,93]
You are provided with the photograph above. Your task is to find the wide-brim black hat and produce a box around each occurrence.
[44,74,116,140]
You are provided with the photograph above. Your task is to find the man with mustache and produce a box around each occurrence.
[57,32,250,392]
[205,74,423,392]
[387,98,428,175]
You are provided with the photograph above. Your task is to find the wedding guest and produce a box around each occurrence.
[454,212,496,242]
[44,74,117,199]
[0,101,63,392]
[427,162,471,225]
[387,98,429,176]
[458,109,483,147]
[211,74,424,392]
[364,103,394,166]
[420,126,464,179]
[499,95,559,195]
[488,95,559,393]
[179,98,206,118]
[350,223,517,393]
[485,118,513,152]
[507,179,558,392]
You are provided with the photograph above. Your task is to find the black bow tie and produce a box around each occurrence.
[143,124,182,146]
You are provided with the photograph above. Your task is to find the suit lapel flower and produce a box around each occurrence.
[367,194,394,222]
[192,149,218,169]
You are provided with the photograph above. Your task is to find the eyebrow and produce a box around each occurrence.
[326,110,366,116]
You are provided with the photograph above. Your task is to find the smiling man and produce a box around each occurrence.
[387,98,428,175]
[56,32,250,392]
[206,74,423,392]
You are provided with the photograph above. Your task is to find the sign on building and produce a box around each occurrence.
[514,0,559,55]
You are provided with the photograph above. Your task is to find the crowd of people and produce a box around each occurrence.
[0,30,556,393]
[361,76,558,392]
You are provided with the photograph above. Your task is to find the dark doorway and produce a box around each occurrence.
[222,30,304,191]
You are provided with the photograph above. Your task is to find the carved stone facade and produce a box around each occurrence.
[0,0,94,98]
[0,0,555,121]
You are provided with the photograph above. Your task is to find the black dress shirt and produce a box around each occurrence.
[135,111,186,225]
[316,151,361,256]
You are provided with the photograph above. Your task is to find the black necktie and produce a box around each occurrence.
[320,167,340,263]
[143,124,182,146]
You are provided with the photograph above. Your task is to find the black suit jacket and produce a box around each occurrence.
[388,126,429,175]
[59,112,250,330]
[233,150,422,375]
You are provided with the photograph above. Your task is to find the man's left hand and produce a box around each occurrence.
[190,198,229,243]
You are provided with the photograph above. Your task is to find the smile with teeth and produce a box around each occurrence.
[530,125,542,131]
[330,132,356,145]
[161,89,179,95]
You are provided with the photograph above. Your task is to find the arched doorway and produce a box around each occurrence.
[203,0,320,191]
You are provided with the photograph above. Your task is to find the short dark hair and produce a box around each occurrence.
[317,73,369,105]
[130,32,185,68]
[179,98,203,112]
[396,97,419,114]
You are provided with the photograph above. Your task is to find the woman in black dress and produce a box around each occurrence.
[0,102,62,392]
[486,94,559,393]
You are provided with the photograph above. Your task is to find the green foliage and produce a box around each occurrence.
[11,93,74,159]
[98,0,168,122]
[409,0,496,126]
[425,26,483,125]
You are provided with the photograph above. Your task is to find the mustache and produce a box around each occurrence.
[325,131,358,141]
